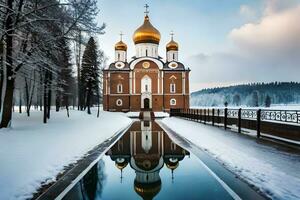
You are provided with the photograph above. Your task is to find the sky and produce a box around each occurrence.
[95,0,300,92]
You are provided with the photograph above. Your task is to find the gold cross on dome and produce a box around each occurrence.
[170,31,174,40]
[119,31,124,41]
[144,4,149,15]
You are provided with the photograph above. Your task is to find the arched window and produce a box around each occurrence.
[146,49,148,56]
[173,53,175,60]
[170,98,176,106]
[141,75,151,93]
[116,99,123,106]
[170,83,176,93]
[118,53,120,61]
[117,84,123,93]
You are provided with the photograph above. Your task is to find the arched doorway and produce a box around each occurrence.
[144,98,150,110]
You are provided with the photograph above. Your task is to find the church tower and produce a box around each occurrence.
[115,32,127,62]
[132,4,161,58]
[166,32,179,62]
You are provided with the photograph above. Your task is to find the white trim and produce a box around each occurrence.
[117,83,123,93]
[130,57,163,70]
[116,99,123,106]
[133,71,136,94]
[170,83,176,93]
[170,98,176,106]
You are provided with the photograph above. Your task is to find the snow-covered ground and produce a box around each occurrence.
[0,109,132,200]
[162,117,300,200]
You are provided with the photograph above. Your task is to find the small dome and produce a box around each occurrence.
[166,39,178,51]
[115,40,127,51]
[165,158,179,170]
[115,158,128,170]
[133,15,161,45]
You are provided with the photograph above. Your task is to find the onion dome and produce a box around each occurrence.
[165,158,179,170]
[166,32,178,51]
[115,158,128,170]
[166,39,178,51]
[133,15,161,45]
[134,180,161,200]
[115,40,127,51]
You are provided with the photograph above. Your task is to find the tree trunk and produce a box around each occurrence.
[0,0,14,128]
[47,72,52,119]
[56,92,60,112]
[19,91,22,113]
[43,71,48,124]
[86,81,91,114]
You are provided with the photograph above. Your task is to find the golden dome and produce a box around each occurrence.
[115,161,128,170]
[133,15,161,45]
[166,161,179,170]
[134,180,161,200]
[166,39,178,51]
[115,40,127,51]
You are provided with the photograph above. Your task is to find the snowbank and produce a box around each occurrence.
[0,110,131,200]
[162,117,300,200]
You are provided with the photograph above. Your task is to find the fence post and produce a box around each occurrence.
[197,109,199,122]
[207,108,210,124]
[212,108,215,126]
[238,108,241,133]
[217,109,220,125]
[224,108,228,130]
[204,109,206,124]
[257,109,261,138]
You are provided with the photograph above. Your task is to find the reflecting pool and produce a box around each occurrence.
[63,121,234,200]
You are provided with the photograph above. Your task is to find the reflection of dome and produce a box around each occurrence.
[134,180,161,200]
[133,15,161,44]
[115,40,127,51]
[166,39,178,51]
[115,158,128,170]
[165,158,179,170]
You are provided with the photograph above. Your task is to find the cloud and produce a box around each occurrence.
[263,0,299,15]
[239,5,256,19]
[230,5,300,57]
[186,2,300,91]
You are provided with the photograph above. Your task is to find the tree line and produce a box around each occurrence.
[0,0,106,128]
[191,82,300,107]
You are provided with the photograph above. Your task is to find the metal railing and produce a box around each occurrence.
[170,108,300,140]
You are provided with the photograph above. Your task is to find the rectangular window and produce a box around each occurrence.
[117,84,123,93]
[170,83,176,93]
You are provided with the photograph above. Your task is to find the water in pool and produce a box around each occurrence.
[63,120,234,200]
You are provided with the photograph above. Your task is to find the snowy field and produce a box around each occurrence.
[0,109,132,200]
[162,117,300,200]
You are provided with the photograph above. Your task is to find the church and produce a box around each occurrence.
[103,5,190,112]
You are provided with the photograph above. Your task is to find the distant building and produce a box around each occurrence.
[103,6,190,112]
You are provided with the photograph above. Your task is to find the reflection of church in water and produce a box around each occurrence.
[106,121,190,200]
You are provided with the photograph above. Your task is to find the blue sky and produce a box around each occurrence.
[96,0,300,91]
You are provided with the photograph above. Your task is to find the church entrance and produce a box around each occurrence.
[144,98,150,110]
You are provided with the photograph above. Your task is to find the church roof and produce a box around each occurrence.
[104,62,130,71]
[163,61,189,71]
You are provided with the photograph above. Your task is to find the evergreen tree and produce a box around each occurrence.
[233,94,241,106]
[80,37,100,114]
[265,95,271,107]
